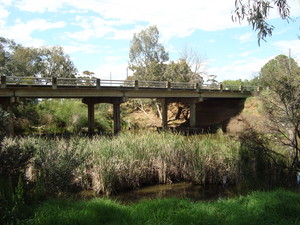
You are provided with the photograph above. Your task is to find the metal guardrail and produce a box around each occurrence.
[0,76,257,92]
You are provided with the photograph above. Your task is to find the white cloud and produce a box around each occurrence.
[15,0,65,13]
[235,32,255,43]
[62,43,102,54]
[0,19,66,46]
[207,56,273,81]
[0,5,9,27]
[11,0,300,42]
[272,40,300,57]
[94,62,129,80]
[11,0,242,42]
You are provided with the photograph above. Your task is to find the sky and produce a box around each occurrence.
[0,0,300,82]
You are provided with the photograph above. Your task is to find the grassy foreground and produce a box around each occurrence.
[23,189,300,225]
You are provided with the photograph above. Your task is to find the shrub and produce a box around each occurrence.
[33,137,89,193]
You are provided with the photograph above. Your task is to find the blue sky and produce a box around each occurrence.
[0,0,299,81]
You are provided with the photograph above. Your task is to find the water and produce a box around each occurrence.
[110,183,246,204]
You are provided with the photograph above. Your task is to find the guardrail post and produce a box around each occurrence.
[239,85,244,93]
[134,80,139,89]
[96,79,101,89]
[219,84,223,92]
[52,77,57,89]
[195,83,200,91]
[167,81,171,90]
[1,75,6,88]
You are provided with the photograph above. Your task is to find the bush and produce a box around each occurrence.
[0,137,34,182]
[0,107,9,138]
[33,137,89,193]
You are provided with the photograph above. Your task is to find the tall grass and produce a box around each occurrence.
[0,131,293,196]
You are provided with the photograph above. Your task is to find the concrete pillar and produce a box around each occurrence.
[6,104,14,136]
[87,102,95,134]
[161,98,168,128]
[113,103,121,134]
[0,98,14,136]
[190,102,196,128]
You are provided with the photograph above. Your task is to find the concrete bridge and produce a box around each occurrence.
[0,76,257,134]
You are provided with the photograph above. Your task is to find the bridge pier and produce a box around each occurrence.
[160,98,168,128]
[189,102,196,128]
[113,103,121,134]
[87,101,95,134]
[82,97,124,134]
[0,97,17,136]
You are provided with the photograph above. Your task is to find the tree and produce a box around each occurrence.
[0,37,78,78]
[222,77,260,86]
[163,59,193,82]
[259,54,300,171]
[5,46,41,77]
[232,0,291,44]
[129,26,169,81]
[180,45,205,83]
[38,46,77,78]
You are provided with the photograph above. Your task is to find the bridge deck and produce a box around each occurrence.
[0,76,255,99]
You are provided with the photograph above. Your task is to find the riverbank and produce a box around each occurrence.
[23,189,300,225]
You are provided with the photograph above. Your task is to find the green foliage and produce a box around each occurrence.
[24,190,300,225]
[222,77,259,87]
[259,54,300,170]
[128,26,203,82]
[0,137,34,180]
[33,137,89,193]
[2,98,116,135]
[0,106,9,138]
[0,132,294,197]
[232,0,291,45]
[0,37,78,77]
[0,176,27,225]
[239,129,292,188]
[163,59,193,82]
[129,26,169,70]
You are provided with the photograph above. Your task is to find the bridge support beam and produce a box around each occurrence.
[189,102,196,128]
[160,98,168,128]
[113,103,121,134]
[87,101,95,134]
[0,97,17,136]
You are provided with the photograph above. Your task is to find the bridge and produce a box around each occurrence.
[0,76,257,134]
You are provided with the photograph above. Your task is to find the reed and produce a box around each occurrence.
[0,131,292,195]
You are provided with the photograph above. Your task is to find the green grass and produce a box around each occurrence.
[23,189,300,225]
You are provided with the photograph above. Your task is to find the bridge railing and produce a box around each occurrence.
[57,77,97,86]
[170,82,197,89]
[201,83,221,90]
[99,79,135,87]
[138,80,168,88]
[5,76,52,85]
[1,76,257,92]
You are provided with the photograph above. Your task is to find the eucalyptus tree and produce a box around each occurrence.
[232,0,291,45]
[0,37,78,78]
[129,26,169,81]
[38,46,77,78]
[260,54,300,170]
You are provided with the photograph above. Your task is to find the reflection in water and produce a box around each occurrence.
[110,183,248,204]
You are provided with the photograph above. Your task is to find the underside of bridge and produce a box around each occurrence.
[0,96,246,135]
[194,98,246,132]
[79,97,246,134]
